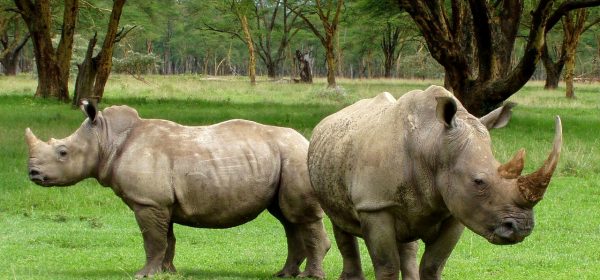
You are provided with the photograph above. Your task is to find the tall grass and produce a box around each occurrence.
[0,75,599,279]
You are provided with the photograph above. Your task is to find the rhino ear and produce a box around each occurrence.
[80,99,98,124]
[479,102,517,130]
[436,96,457,128]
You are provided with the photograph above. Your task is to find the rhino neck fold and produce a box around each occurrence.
[93,115,133,186]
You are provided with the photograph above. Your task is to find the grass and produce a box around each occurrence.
[0,75,599,279]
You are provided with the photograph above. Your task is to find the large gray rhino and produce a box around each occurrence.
[308,86,562,279]
[25,101,330,278]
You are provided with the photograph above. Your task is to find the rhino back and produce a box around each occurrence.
[109,119,286,228]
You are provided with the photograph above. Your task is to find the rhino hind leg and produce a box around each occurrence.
[332,224,365,280]
[268,206,306,278]
[133,206,172,278]
[296,220,330,279]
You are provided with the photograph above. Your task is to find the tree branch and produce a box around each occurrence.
[546,0,600,32]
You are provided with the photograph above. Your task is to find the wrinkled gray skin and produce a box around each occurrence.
[308,86,562,280]
[26,102,330,278]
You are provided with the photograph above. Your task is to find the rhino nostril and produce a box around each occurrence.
[502,220,517,231]
[29,169,40,177]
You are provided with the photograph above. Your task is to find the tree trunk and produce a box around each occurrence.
[562,9,587,99]
[564,49,576,98]
[541,44,565,90]
[296,49,312,83]
[240,14,256,85]
[72,0,128,105]
[289,0,343,89]
[382,22,400,78]
[73,35,98,106]
[265,59,278,79]
[14,0,78,102]
[325,37,336,88]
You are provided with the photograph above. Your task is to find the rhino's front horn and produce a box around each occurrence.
[517,116,562,204]
[25,128,40,148]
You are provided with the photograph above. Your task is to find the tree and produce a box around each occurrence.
[13,0,78,101]
[233,1,257,85]
[542,7,599,91]
[73,0,130,105]
[288,0,344,88]
[252,0,301,78]
[395,0,600,116]
[0,9,30,75]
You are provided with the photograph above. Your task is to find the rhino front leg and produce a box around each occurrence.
[133,206,171,278]
[332,224,365,280]
[162,223,177,273]
[359,211,400,280]
[398,242,418,280]
[419,217,464,279]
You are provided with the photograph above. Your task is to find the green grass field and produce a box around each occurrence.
[1,75,599,279]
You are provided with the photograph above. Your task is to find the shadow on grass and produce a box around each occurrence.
[56,268,273,279]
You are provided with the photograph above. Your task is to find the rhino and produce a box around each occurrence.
[25,101,330,278]
[307,85,562,279]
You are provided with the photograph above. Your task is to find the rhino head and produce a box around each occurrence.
[435,96,562,245]
[26,100,102,187]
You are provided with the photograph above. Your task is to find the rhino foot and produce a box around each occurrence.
[274,267,300,278]
[298,269,325,279]
[134,265,163,278]
[337,272,366,280]
[162,263,177,273]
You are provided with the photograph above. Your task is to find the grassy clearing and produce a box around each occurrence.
[0,75,599,279]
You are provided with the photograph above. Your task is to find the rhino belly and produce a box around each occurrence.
[309,163,362,236]
[170,147,281,228]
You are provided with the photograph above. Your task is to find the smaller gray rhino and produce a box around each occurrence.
[25,101,330,278]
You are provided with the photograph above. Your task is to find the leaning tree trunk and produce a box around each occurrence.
[72,0,128,106]
[73,35,98,106]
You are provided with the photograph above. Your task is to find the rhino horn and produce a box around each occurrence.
[498,148,526,179]
[517,116,562,204]
[25,128,40,148]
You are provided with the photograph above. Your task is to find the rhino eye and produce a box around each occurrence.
[473,178,485,186]
[57,148,68,158]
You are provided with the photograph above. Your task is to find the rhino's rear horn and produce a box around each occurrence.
[498,148,525,179]
[517,116,562,204]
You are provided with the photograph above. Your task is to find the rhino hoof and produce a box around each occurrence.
[135,266,163,278]
[274,268,300,278]
[298,270,325,279]
[337,272,366,280]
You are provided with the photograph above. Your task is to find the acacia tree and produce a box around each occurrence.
[542,9,599,91]
[288,0,344,88]
[253,0,301,78]
[0,11,29,75]
[396,0,600,116]
[73,0,130,105]
[13,0,78,101]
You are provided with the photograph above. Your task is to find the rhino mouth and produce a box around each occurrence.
[28,169,52,187]
[487,218,530,245]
